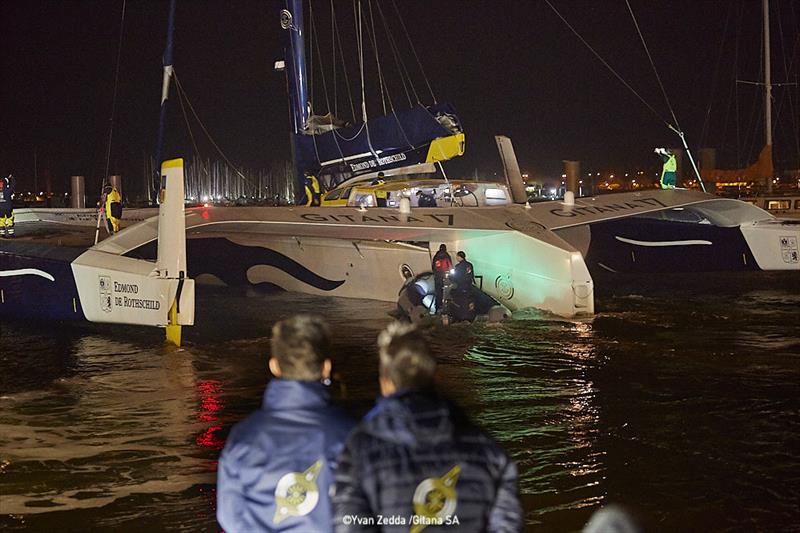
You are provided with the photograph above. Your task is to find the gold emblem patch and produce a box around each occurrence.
[273,459,323,524]
[411,464,461,533]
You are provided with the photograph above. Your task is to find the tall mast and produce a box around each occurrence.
[153,0,177,203]
[281,0,310,203]
[763,0,772,148]
[281,0,310,135]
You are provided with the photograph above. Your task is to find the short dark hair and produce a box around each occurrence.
[378,322,436,390]
[270,314,330,380]
[456,251,466,259]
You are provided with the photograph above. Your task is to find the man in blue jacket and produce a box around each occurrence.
[333,322,522,532]
[217,314,355,532]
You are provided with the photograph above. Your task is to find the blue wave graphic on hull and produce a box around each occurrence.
[128,238,346,291]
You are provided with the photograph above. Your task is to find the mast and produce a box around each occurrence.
[281,0,310,136]
[280,0,310,203]
[153,0,177,204]
[763,0,772,148]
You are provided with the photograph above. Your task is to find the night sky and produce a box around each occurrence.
[1,0,798,194]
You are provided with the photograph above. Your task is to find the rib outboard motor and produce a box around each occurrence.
[395,272,509,324]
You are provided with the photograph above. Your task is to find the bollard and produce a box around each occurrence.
[70,176,86,208]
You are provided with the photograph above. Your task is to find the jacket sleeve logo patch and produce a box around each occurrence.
[273,459,323,524]
[411,464,461,533]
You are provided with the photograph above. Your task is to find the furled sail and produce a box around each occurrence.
[294,102,465,181]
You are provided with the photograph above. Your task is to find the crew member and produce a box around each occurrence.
[0,174,16,238]
[217,315,355,532]
[431,243,453,313]
[333,322,523,532]
[417,189,437,207]
[655,148,677,189]
[103,184,122,233]
[304,174,321,206]
[451,251,477,321]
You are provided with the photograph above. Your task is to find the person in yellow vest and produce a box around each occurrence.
[0,174,16,238]
[655,148,677,189]
[103,184,122,233]
[304,174,321,206]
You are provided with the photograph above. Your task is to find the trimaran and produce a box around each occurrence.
[2,0,798,341]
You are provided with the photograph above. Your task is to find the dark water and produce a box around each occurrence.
[1,273,799,532]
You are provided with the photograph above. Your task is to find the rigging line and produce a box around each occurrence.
[735,0,742,167]
[364,0,414,153]
[355,0,367,124]
[333,122,366,142]
[543,0,670,128]
[743,20,766,164]
[308,0,314,114]
[332,2,357,123]
[173,71,256,192]
[310,0,347,168]
[700,1,733,147]
[375,0,414,108]
[774,7,800,162]
[368,0,414,153]
[309,1,333,115]
[174,77,204,177]
[624,0,704,189]
[330,0,337,118]
[102,0,127,190]
[624,0,681,130]
[356,0,378,157]
[390,0,435,104]
[367,0,388,116]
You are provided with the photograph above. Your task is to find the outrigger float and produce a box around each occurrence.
[0,160,194,345]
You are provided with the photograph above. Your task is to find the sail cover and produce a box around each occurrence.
[294,102,462,179]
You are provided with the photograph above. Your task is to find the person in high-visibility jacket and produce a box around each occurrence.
[655,148,677,189]
[0,174,16,238]
[103,184,122,233]
[304,174,321,206]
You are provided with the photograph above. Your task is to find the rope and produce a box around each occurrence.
[375,0,414,108]
[391,0,435,104]
[308,0,314,114]
[309,1,333,115]
[367,0,388,116]
[102,0,126,189]
[699,2,733,147]
[309,1,347,174]
[175,75,205,176]
[624,0,681,131]
[624,0,704,190]
[173,71,256,192]
[332,0,357,122]
[543,0,670,127]
[330,0,337,118]
[95,0,126,245]
[774,3,800,164]
[356,0,367,124]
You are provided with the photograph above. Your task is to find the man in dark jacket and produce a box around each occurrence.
[450,251,476,321]
[333,323,522,532]
[217,314,355,532]
[431,244,453,313]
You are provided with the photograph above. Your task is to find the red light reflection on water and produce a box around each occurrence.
[195,380,225,452]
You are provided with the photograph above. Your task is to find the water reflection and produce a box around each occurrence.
[1,275,799,531]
